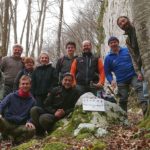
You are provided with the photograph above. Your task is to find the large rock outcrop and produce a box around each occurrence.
[101,0,132,57]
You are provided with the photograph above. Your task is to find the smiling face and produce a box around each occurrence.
[19,78,31,92]
[62,75,73,89]
[25,61,34,71]
[67,44,76,57]
[117,17,131,31]
[39,53,49,65]
[82,41,92,53]
[108,40,120,53]
[13,46,23,58]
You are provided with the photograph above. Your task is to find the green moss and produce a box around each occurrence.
[76,127,97,140]
[65,106,93,133]
[79,127,96,134]
[50,106,93,138]
[76,133,92,140]
[144,133,150,138]
[139,117,150,129]
[43,142,69,150]
[54,120,65,129]
[92,141,106,150]
[12,139,37,150]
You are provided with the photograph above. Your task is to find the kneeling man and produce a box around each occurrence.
[0,75,36,143]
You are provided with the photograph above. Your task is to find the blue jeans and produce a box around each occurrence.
[117,75,148,112]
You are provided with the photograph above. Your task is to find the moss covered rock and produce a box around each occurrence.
[43,142,70,150]
[12,139,38,150]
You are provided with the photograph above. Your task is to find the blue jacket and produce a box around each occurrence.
[104,47,136,83]
[0,91,36,124]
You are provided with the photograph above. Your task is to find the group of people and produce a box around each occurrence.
[0,16,149,144]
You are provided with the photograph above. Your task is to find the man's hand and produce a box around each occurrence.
[95,83,103,89]
[137,73,143,81]
[55,109,65,119]
[0,114,2,119]
[111,80,117,89]
[25,122,35,129]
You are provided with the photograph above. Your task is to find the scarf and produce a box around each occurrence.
[18,88,30,98]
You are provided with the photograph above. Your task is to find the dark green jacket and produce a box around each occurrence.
[44,86,80,115]
[125,26,142,74]
[31,64,58,96]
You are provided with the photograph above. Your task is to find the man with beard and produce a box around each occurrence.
[70,40,105,95]
[117,16,149,98]
[30,73,80,136]
[104,36,148,115]
[1,44,24,98]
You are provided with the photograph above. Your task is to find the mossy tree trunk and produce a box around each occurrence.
[131,0,150,122]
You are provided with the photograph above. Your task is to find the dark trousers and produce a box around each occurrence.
[30,106,55,134]
[35,95,47,107]
[76,84,98,96]
[0,117,35,143]
[118,76,148,114]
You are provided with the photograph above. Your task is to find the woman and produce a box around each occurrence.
[31,52,57,107]
[14,57,34,90]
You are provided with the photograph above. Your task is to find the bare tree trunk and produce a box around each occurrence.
[38,0,48,56]
[26,0,31,56]
[20,11,28,45]
[31,0,45,57]
[131,0,150,117]
[1,0,10,56]
[56,0,64,58]
[10,0,18,43]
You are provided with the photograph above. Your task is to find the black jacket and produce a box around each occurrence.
[76,52,98,85]
[44,86,80,115]
[31,64,58,96]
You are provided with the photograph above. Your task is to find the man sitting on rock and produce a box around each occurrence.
[30,72,80,136]
[0,75,36,143]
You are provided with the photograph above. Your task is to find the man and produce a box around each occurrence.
[70,40,105,95]
[56,41,77,83]
[0,75,35,143]
[1,44,23,97]
[104,36,148,114]
[117,16,149,98]
[30,73,80,136]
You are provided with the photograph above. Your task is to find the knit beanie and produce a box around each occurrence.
[108,36,119,45]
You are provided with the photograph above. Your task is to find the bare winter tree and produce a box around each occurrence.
[56,0,64,58]
[10,0,18,43]
[1,0,10,56]
[25,0,32,56]
[131,0,150,117]
[31,0,48,57]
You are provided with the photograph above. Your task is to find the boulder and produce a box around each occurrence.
[51,92,127,138]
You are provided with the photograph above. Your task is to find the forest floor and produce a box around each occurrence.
[1,109,149,150]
